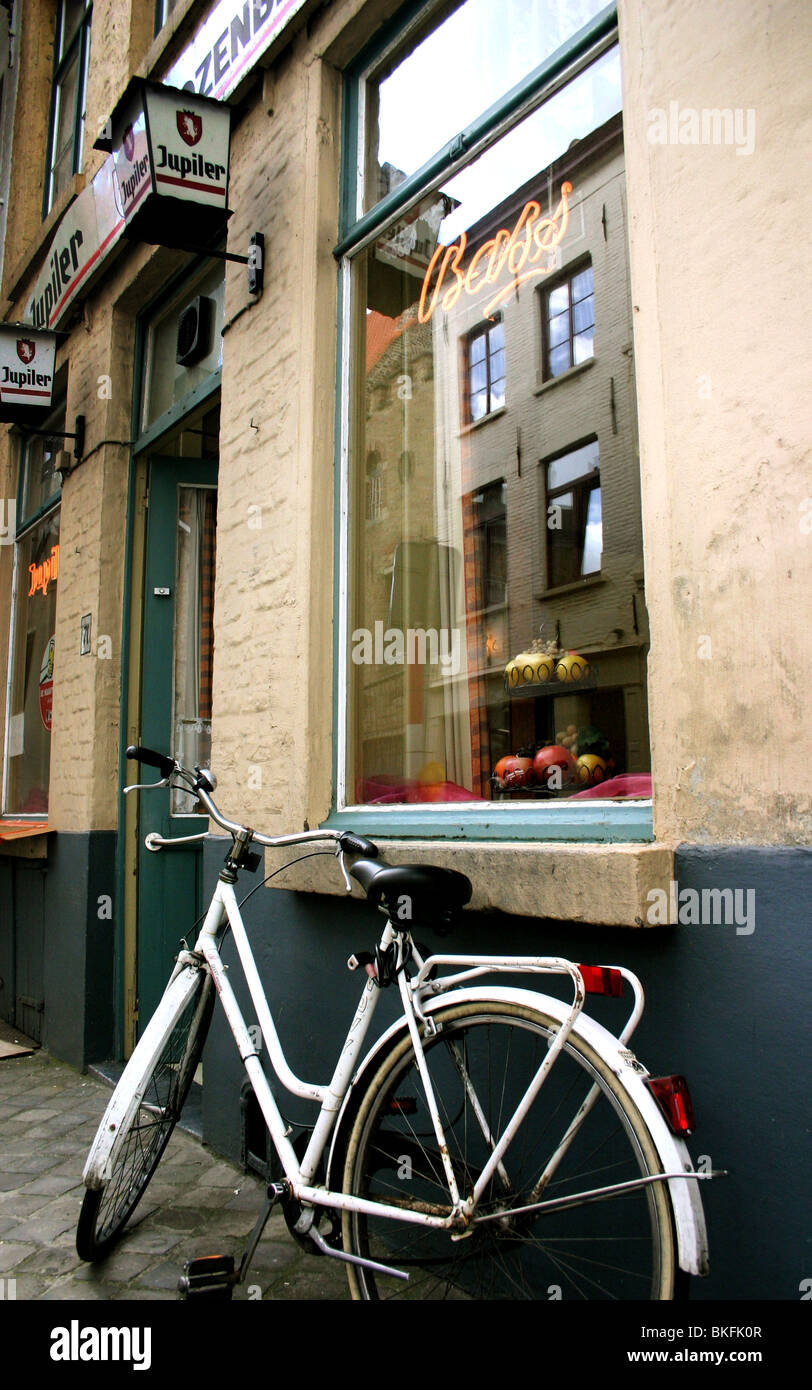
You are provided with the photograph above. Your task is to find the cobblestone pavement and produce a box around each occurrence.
[0,1050,349,1301]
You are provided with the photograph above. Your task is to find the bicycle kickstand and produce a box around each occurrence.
[290,1205,410,1285]
[178,1182,288,1299]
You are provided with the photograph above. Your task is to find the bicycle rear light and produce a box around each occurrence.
[578,964,623,997]
[646,1075,696,1134]
[388,1097,418,1115]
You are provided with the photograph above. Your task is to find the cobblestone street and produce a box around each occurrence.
[0,1049,349,1301]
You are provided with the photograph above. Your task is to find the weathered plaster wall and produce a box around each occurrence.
[619,0,811,845]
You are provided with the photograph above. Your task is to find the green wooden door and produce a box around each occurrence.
[137,456,218,1030]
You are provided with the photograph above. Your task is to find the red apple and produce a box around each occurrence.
[533,744,577,787]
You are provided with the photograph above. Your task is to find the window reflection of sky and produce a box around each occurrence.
[436,47,621,244]
[377,0,608,180]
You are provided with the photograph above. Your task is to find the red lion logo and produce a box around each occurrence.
[17,339,35,364]
[176,110,202,147]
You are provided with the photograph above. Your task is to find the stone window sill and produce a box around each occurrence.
[261,838,674,927]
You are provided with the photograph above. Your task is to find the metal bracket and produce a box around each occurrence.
[169,232,264,296]
[24,414,85,460]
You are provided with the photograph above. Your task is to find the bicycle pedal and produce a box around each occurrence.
[178,1253,237,1299]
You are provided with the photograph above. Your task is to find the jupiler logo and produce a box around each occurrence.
[177,110,202,147]
[17,339,35,364]
[123,124,135,162]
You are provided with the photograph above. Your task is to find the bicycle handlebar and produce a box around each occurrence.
[124,744,379,858]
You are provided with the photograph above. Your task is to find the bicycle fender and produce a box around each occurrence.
[81,965,203,1189]
[326,984,709,1277]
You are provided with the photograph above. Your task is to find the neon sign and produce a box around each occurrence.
[28,545,59,597]
[418,181,573,324]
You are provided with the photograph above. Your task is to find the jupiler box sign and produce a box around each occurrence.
[96,80,232,248]
[0,325,57,424]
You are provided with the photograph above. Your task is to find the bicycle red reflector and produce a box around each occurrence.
[388,1097,417,1115]
[646,1076,696,1134]
[578,965,623,997]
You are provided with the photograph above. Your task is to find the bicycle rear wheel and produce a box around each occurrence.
[342,999,678,1300]
[77,968,214,1260]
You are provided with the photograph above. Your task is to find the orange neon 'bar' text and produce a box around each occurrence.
[418,181,573,324]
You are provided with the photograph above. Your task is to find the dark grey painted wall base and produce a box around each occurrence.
[200,837,812,1301]
[0,831,116,1069]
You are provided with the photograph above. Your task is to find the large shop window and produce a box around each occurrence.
[3,401,64,816]
[338,1,651,822]
[44,0,92,214]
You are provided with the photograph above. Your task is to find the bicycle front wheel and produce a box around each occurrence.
[342,999,678,1300]
[77,969,214,1260]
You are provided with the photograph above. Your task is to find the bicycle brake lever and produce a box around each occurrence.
[123,775,172,795]
[336,848,353,893]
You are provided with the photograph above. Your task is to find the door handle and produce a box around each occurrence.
[145,831,208,852]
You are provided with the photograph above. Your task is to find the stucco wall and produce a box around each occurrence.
[618,0,811,846]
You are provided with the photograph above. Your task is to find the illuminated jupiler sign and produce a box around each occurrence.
[24,0,307,331]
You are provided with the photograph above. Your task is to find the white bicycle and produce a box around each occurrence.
[77,745,716,1300]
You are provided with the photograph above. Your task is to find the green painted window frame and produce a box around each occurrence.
[330,0,652,843]
[43,0,92,216]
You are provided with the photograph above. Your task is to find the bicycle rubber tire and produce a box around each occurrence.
[341,998,678,1300]
[76,969,214,1261]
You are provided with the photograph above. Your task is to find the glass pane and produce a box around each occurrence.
[573,295,594,333]
[172,488,217,814]
[548,343,571,376]
[368,0,610,213]
[573,327,595,362]
[548,310,570,347]
[547,441,599,490]
[59,0,86,58]
[413,47,621,249]
[4,510,60,815]
[20,402,64,523]
[347,46,649,806]
[470,359,487,393]
[581,486,602,574]
[548,284,569,315]
[470,333,486,364]
[470,389,487,422]
[50,51,79,200]
[571,266,594,302]
[142,264,225,429]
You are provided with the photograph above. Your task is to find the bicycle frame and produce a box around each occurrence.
[188,874,651,1234]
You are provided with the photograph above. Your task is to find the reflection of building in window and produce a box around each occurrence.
[4,396,64,815]
[44,0,92,213]
[348,103,651,804]
[545,440,602,588]
[365,450,383,521]
[472,481,507,609]
[543,263,595,378]
[465,319,506,423]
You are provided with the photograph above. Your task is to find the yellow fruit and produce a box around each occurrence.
[514,652,555,684]
[576,754,607,786]
[417,761,445,785]
[556,652,590,682]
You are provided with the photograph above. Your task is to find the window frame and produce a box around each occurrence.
[543,436,602,589]
[542,257,596,381]
[2,402,65,818]
[331,1,652,841]
[463,317,506,426]
[43,0,92,217]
